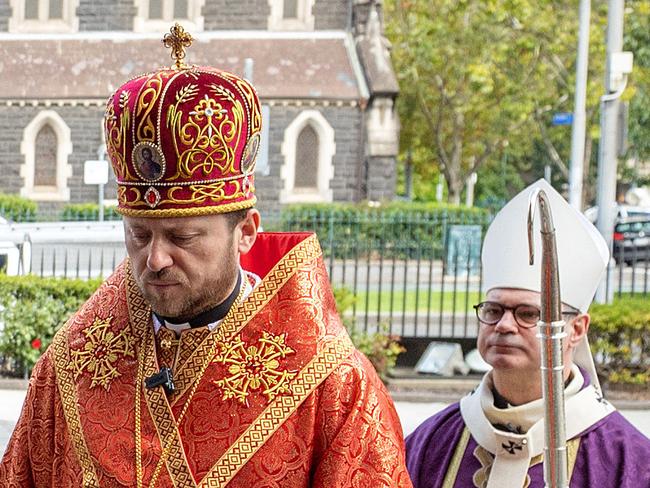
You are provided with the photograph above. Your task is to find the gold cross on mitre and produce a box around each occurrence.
[162,23,193,70]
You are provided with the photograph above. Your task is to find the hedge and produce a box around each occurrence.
[268,201,491,259]
[61,203,121,221]
[589,295,650,386]
[0,193,37,223]
[0,275,403,379]
[0,275,101,376]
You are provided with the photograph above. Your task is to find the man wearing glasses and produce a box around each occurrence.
[405,179,650,487]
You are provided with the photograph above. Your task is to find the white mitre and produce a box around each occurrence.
[481,178,609,389]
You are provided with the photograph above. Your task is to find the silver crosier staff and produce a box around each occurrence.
[527,188,569,488]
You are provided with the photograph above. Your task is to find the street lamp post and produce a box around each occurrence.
[595,0,633,303]
[568,0,591,211]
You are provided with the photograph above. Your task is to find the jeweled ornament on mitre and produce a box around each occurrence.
[104,23,262,217]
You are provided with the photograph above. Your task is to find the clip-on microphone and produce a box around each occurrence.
[145,367,175,394]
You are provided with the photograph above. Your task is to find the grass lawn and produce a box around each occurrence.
[350,290,482,314]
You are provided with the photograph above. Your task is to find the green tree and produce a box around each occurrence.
[625,0,650,167]
[385,0,608,205]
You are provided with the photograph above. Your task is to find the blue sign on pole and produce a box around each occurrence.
[552,112,573,126]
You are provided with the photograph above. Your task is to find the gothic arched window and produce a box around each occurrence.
[280,110,335,203]
[33,124,58,187]
[20,111,73,201]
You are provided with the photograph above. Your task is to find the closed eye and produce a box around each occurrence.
[171,235,198,245]
[129,231,150,244]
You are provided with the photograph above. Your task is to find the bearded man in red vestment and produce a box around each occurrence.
[0,24,412,488]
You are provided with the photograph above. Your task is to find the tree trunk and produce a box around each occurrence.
[448,183,462,204]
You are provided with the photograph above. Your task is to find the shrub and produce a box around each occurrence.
[1,277,406,380]
[0,193,37,222]
[589,295,650,386]
[269,201,491,259]
[61,203,121,221]
[0,275,101,376]
[333,287,405,379]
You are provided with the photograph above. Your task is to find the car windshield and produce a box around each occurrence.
[616,220,650,233]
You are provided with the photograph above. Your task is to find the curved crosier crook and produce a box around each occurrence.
[527,188,569,488]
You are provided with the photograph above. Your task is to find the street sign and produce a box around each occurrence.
[552,112,573,126]
[84,160,109,185]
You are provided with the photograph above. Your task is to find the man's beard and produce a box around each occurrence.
[136,249,239,322]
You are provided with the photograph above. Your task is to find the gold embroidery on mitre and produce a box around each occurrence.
[213,332,297,405]
[67,316,134,390]
[135,72,166,144]
[105,90,135,180]
[167,85,244,181]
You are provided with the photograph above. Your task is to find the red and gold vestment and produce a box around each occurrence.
[1,233,412,487]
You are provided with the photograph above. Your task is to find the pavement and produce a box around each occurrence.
[1,376,649,459]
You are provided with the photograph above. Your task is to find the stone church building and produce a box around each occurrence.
[0,0,399,218]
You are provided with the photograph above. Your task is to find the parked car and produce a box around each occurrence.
[612,216,650,265]
[584,204,650,224]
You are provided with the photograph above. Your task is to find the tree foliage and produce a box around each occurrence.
[384,0,616,205]
[625,0,650,167]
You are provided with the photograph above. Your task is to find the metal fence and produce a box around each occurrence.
[3,211,649,339]
[263,210,489,339]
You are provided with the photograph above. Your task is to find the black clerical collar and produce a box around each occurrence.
[154,272,242,328]
[491,372,574,409]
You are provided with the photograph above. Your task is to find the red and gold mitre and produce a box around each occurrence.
[104,24,261,217]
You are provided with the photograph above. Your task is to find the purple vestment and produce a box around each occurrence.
[406,402,650,487]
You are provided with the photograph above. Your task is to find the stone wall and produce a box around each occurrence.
[0,104,116,218]
[0,0,10,31]
[255,104,363,216]
[365,155,396,201]
[313,0,349,30]
[202,0,270,30]
[0,0,360,34]
[0,103,386,219]
[77,0,137,31]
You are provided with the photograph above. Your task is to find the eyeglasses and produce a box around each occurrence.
[473,301,579,329]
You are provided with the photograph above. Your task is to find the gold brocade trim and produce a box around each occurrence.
[567,437,581,482]
[128,264,247,488]
[53,326,102,487]
[166,328,210,403]
[197,332,355,488]
[67,316,134,390]
[140,324,197,488]
[213,332,296,405]
[168,233,321,407]
[118,179,253,210]
[166,182,248,205]
[125,234,322,487]
[442,427,470,488]
[148,282,247,488]
[116,196,256,217]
